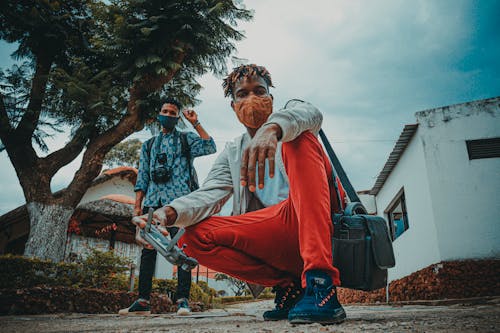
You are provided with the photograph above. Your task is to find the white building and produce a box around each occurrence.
[361,97,500,282]
[0,167,142,265]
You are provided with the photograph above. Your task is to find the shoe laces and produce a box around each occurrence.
[313,285,337,307]
[274,282,302,309]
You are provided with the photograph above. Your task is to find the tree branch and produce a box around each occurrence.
[0,92,13,140]
[40,123,93,177]
[14,53,53,142]
[0,92,44,202]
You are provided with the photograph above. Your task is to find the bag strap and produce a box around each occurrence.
[180,132,198,191]
[145,136,155,160]
[319,129,361,204]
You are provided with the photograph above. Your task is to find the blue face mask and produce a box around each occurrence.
[158,115,179,130]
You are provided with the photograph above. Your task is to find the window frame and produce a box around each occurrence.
[384,187,409,241]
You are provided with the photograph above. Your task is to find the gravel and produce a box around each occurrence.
[1,298,499,332]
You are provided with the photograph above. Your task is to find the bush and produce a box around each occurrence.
[79,249,130,290]
[151,277,177,295]
[258,287,275,299]
[150,278,213,304]
[0,251,130,291]
[197,280,217,297]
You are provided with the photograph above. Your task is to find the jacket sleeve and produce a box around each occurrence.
[134,141,150,193]
[168,144,233,227]
[264,99,323,142]
[186,131,217,158]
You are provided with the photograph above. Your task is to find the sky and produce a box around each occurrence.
[1,0,499,214]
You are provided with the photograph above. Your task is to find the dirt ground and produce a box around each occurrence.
[1,298,499,333]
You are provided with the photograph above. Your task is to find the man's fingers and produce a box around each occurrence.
[158,225,169,236]
[267,150,276,178]
[257,150,266,189]
[247,148,257,192]
[135,227,151,248]
[132,215,147,229]
[240,149,249,186]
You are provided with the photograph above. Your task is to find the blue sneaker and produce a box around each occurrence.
[176,297,192,316]
[263,281,303,321]
[288,270,346,324]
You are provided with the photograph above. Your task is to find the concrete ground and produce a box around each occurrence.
[1,298,499,333]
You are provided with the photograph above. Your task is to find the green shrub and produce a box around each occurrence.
[0,251,130,291]
[258,287,275,299]
[197,280,217,297]
[150,278,212,304]
[151,278,177,294]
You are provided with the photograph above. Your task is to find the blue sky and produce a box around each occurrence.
[1,0,499,214]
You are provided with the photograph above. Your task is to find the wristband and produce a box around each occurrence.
[193,120,201,128]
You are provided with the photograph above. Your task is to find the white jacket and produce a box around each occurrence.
[169,99,323,227]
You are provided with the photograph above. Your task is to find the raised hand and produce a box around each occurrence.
[182,109,198,125]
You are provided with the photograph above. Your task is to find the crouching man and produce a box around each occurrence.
[134,65,346,324]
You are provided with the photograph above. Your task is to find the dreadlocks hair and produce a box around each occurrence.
[162,97,182,111]
[222,64,274,98]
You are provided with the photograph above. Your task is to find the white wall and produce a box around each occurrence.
[79,178,136,204]
[65,233,141,264]
[358,193,377,214]
[375,132,442,281]
[416,98,500,260]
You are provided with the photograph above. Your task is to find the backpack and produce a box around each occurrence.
[145,132,199,191]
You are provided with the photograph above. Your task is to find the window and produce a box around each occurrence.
[385,188,409,241]
[466,137,500,160]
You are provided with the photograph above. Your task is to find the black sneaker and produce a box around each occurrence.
[288,270,346,324]
[118,299,151,316]
[263,281,303,321]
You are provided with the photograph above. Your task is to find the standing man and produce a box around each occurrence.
[134,64,347,324]
[119,97,216,316]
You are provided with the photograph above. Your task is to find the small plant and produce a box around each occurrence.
[214,273,249,296]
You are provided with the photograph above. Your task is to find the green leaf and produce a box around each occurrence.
[135,57,147,68]
[147,55,162,64]
[89,101,104,110]
[208,3,225,15]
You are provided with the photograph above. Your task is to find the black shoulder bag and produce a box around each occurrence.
[319,129,396,291]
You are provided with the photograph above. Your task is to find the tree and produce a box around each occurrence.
[0,0,252,261]
[103,138,142,169]
[214,273,248,296]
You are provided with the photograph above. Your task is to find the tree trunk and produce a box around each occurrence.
[24,202,74,262]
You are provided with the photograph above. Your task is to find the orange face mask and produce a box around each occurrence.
[233,95,273,129]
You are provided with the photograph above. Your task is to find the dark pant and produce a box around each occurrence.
[138,207,191,301]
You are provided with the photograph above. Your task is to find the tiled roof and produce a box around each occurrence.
[370,124,419,195]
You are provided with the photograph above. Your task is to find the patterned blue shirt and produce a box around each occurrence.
[135,129,216,208]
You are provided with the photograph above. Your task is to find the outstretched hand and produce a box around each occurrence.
[240,124,282,192]
[132,206,178,228]
[131,209,175,249]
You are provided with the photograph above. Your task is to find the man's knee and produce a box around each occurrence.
[282,131,324,164]
[182,224,214,253]
[283,131,321,152]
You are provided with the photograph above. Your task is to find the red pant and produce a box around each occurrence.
[181,132,340,288]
